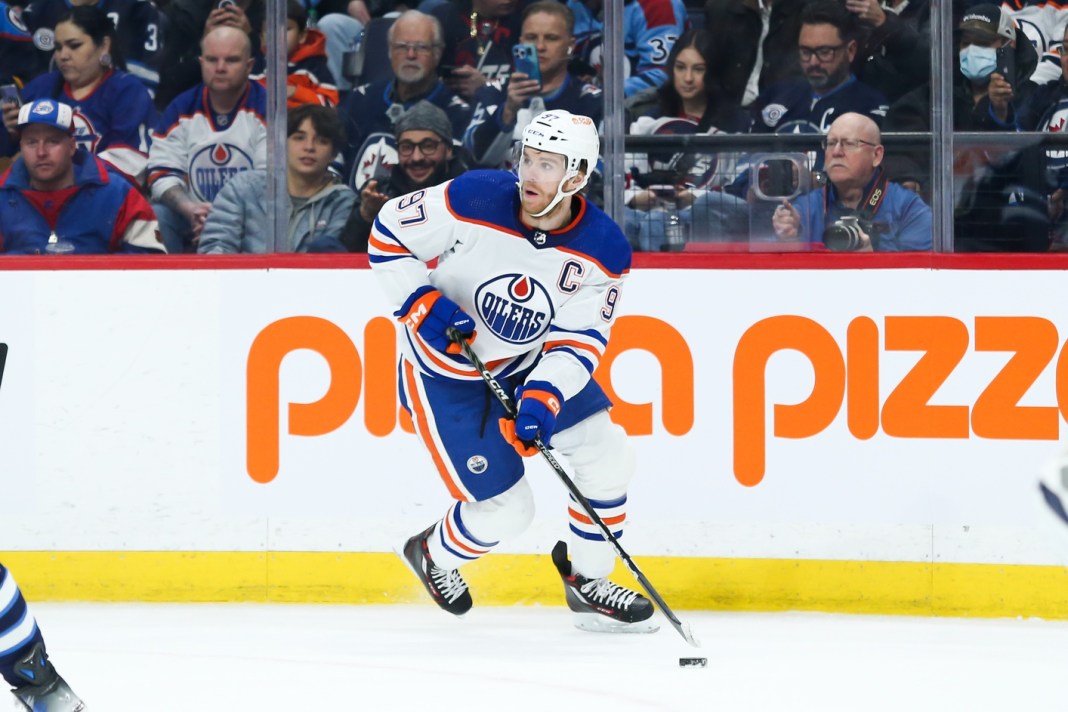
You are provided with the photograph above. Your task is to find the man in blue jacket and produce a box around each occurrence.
[770,112,931,252]
[0,98,164,254]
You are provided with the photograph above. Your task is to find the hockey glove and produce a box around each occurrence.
[498,380,563,456]
[396,285,476,355]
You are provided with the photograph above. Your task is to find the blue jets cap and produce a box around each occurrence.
[17,98,74,133]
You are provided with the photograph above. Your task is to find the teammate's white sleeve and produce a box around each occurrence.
[368,180,461,307]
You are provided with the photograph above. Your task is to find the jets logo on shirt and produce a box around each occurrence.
[32,27,53,51]
[475,274,553,345]
[71,110,100,153]
[188,143,254,202]
[761,103,787,128]
[7,7,27,33]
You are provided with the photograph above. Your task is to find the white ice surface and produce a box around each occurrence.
[18,603,1068,712]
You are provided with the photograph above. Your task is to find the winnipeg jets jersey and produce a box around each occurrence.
[21,69,156,183]
[369,170,631,400]
[21,0,162,92]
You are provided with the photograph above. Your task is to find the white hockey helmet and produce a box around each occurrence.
[518,110,600,217]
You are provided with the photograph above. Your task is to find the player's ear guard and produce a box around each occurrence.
[396,285,477,354]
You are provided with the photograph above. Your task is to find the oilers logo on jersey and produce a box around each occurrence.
[189,143,255,202]
[466,455,488,474]
[475,274,553,345]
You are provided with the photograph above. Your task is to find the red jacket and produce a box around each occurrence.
[254,29,339,108]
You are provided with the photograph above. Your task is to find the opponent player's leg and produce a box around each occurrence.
[397,362,531,615]
[1039,446,1068,544]
[0,563,84,711]
[549,410,658,633]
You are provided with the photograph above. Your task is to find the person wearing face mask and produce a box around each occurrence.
[880,2,1038,231]
[886,4,1037,134]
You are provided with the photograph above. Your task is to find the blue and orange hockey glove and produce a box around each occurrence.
[395,285,476,354]
[498,380,563,456]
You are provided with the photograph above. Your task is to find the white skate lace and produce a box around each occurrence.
[579,577,639,610]
[430,565,468,604]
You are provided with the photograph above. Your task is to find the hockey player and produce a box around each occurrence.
[370,109,657,634]
[1040,447,1068,539]
[1,563,85,711]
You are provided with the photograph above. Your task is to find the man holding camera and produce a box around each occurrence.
[771,112,931,252]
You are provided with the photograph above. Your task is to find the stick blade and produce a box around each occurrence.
[680,621,702,648]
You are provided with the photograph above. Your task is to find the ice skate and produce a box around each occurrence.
[551,541,658,634]
[10,642,85,712]
[397,525,472,616]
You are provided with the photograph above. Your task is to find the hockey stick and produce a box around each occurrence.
[447,328,700,648]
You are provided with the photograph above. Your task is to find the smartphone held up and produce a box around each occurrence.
[512,43,541,86]
[0,84,21,108]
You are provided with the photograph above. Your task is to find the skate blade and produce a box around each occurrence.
[572,612,660,634]
[10,688,85,712]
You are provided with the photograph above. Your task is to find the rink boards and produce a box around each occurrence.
[2,253,1068,618]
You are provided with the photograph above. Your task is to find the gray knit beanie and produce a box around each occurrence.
[394,101,453,142]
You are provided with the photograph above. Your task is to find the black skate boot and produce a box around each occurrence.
[10,641,85,711]
[552,540,659,634]
[398,525,473,616]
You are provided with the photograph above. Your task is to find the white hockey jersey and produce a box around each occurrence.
[369,170,631,400]
[147,82,267,203]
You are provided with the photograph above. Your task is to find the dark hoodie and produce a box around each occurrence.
[852,0,931,105]
[340,153,470,252]
[884,22,1039,133]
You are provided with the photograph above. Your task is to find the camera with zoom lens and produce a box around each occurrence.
[823,215,875,251]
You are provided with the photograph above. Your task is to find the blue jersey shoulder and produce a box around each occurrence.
[445,170,521,227]
[445,170,630,277]
[568,199,631,277]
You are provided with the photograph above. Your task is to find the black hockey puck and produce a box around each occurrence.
[679,657,707,668]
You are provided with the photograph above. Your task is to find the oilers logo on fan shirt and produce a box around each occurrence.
[189,143,255,202]
[475,274,553,345]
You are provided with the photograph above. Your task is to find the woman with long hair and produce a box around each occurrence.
[624,28,751,251]
[2,5,157,185]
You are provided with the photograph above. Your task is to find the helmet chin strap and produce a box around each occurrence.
[525,169,585,219]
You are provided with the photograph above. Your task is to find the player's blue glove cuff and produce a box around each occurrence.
[396,285,476,354]
[513,380,563,447]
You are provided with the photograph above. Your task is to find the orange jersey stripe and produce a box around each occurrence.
[542,338,601,359]
[568,507,626,527]
[443,513,488,556]
[368,233,410,254]
[404,361,469,501]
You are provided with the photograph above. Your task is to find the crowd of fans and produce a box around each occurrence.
[3,0,1068,254]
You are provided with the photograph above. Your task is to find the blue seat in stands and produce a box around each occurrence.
[687,5,704,31]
